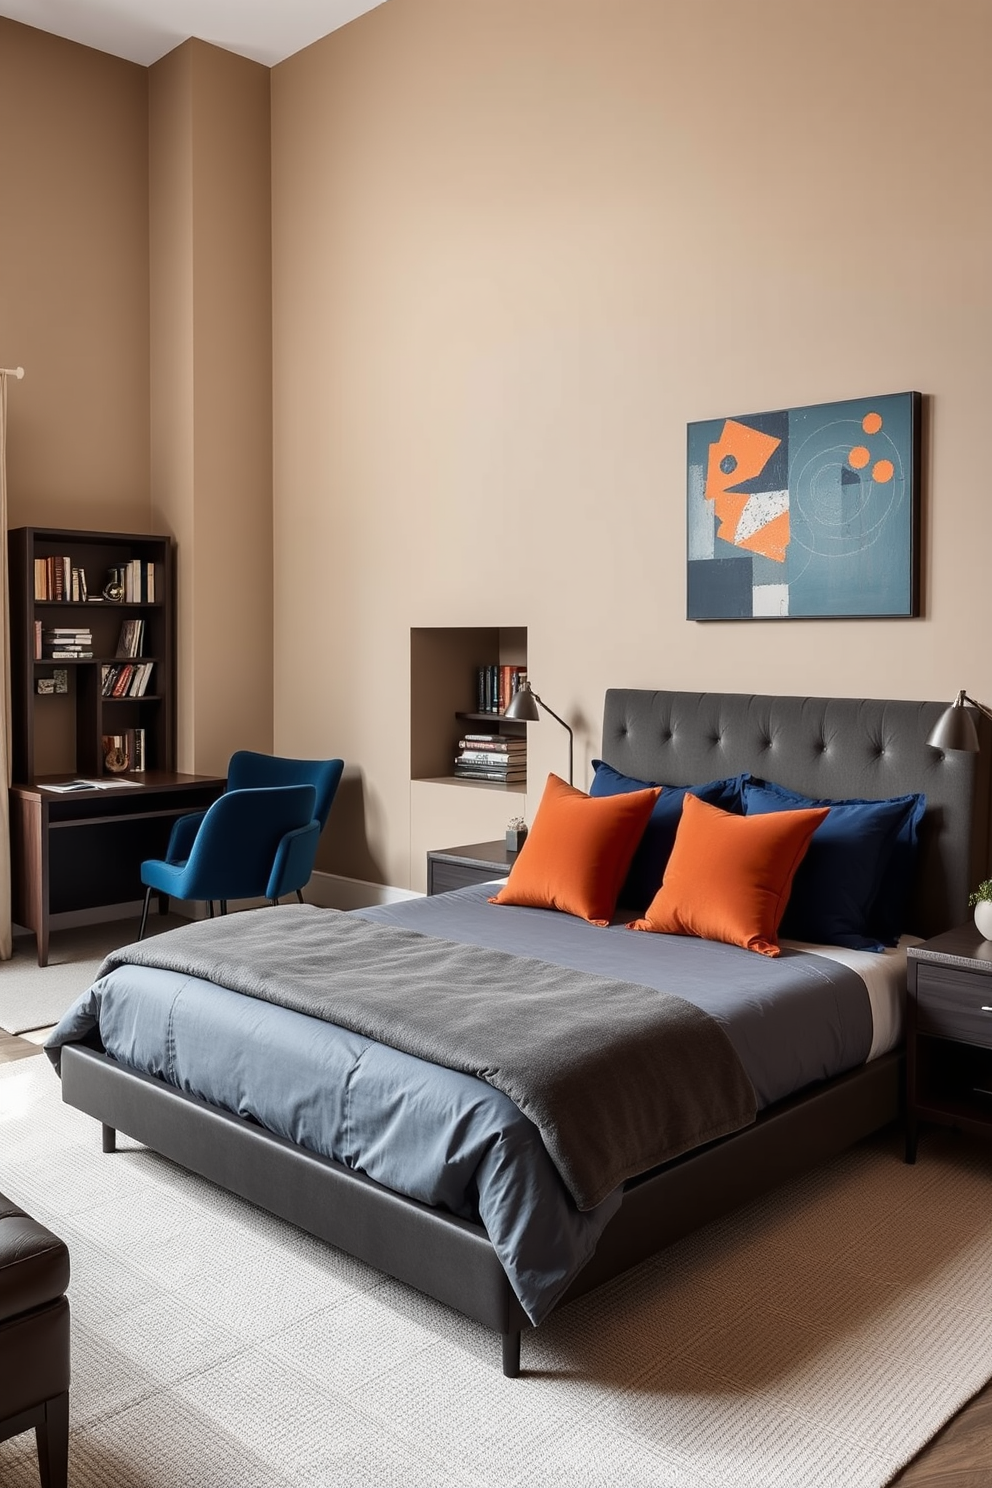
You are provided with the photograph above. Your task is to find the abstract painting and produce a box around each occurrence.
[687,391,921,619]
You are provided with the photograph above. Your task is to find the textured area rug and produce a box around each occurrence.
[0,914,190,1034]
[2,1058,992,1488]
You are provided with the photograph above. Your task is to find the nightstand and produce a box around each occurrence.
[905,924,992,1162]
[426,841,516,895]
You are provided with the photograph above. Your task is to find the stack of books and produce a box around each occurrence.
[40,626,93,660]
[454,733,527,783]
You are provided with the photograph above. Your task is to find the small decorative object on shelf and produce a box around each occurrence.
[505,817,528,854]
[36,678,54,695]
[102,566,127,601]
[968,880,992,939]
[102,734,130,774]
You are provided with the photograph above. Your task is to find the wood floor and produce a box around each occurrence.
[2,1033,990,1482]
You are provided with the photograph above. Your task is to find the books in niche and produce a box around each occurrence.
[475,665,527,714]
[455,722,526,781]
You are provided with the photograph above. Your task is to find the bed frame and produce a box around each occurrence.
[59,689,992,1377]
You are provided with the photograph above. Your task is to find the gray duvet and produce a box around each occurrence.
[85,902,757,1211]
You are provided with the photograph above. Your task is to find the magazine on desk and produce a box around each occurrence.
[42,778,143,793]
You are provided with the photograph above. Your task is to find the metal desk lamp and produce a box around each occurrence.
[504,679,574,785]
[926,690,992,751]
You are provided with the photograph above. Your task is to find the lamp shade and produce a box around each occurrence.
[926,691,981,752]
[504,679,540,721]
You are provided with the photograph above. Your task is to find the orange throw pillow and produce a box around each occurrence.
[627,793,829,956]
[489,773,661,925]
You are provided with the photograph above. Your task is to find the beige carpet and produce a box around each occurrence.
[2,1057,992,1488]
[0,914,190,1034]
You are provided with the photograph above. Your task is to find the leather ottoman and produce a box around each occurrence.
[0,1191,70,1488]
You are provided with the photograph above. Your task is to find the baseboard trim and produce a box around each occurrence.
[304,871,422,911]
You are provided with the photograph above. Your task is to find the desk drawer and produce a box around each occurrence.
[916,964,992,1048]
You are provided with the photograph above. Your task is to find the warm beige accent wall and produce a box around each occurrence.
[281,0,986,889]
[150,40,273,776]
[0,20,150,532]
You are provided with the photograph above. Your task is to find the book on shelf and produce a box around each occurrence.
[457,738,525,753]
[115,617,145,658]
[454,766,526,782]
[456,750,527,767]
[48,650,94,660]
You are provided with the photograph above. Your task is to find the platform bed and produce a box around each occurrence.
[57,689,991,1376]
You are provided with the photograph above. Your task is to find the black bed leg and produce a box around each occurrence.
[138,886,152,941]
[501,1331,521,1378]
[102,1124,117,1154]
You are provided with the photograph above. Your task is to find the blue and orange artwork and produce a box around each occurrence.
[687,392,920,619]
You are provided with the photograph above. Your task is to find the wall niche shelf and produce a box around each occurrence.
[411,626,528,792]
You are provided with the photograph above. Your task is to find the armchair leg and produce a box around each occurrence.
[35,1390,69,1488]
[207,902,214,918]
[296,889,305,904]
[138,886,153,941]
[219,900,228,915]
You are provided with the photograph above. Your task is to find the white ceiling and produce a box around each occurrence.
[0,0,387,66]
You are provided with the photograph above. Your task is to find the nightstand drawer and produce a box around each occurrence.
[429,860,500,895]
[916,964,992,1048]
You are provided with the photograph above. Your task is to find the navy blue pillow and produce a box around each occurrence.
[589,761,746,911]
[741,778,926,950]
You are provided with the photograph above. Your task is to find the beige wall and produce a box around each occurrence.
[272,0,992,889]
[6,2,991,890]
[0,20,150,532]
[150,40,274,776]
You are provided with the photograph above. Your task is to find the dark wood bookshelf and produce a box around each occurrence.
[7,527,225,964]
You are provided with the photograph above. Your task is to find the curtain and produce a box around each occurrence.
[0,371,12,958]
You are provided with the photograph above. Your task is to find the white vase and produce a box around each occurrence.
[974,900,992,939]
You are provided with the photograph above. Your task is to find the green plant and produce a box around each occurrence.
[968,879,992,907]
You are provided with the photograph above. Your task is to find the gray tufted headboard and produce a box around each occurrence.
[602,690,992,940]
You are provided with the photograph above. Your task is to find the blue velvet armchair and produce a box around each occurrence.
[138,784,317,939]
[137,753,345,938]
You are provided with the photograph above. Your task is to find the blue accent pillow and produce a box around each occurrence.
[589,761,746,911]
[741,778,926,950]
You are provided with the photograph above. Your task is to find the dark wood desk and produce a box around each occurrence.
[9,771,225,965]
